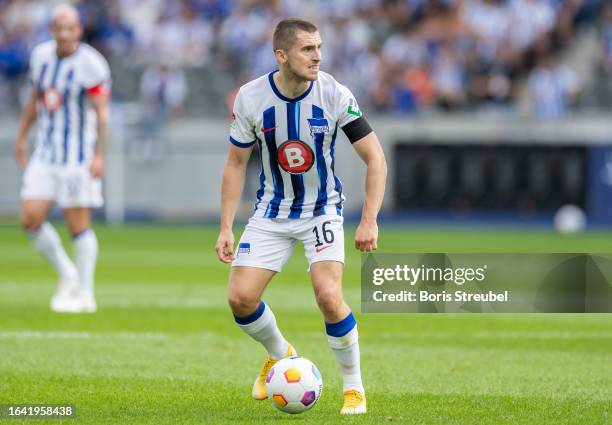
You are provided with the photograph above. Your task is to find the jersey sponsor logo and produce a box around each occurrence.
[307,118,329,135]
[315,244,332,253]
[238,242,251,254]
[43,88,63,112]
[277,140,314,175]
[347,98,362,117]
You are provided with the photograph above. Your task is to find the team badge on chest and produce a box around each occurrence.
[43,88,64,112]
[277,140,314,174]
[307,118,329,136]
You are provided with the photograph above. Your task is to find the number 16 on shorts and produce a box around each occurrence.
[306,216,344,264]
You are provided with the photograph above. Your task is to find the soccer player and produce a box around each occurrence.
[215,18,387,414]
[14,4,111,313]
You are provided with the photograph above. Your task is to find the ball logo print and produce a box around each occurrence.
[277,140,314,174]
[265,357,323,414]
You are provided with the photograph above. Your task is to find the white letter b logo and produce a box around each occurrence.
[285,148,305,168]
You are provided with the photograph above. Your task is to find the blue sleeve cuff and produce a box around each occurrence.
[229,136,256,148]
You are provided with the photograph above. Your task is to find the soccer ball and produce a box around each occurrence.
[554,204,586,234]
[265,356,323,414]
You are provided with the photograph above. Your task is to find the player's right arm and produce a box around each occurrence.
[15,87,38,167]
[216,144,253,263]
[215,88,256,263]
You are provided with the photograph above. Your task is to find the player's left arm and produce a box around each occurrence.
[352,130,387,252]
[88,87,110,178]
[336,82,387,252]
[84,52,112,178]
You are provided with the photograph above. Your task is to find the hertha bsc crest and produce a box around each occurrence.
[307,118,329,136]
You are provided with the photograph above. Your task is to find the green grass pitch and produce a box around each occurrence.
[0,223,611,424]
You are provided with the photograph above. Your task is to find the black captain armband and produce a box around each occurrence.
[341,117,373,144]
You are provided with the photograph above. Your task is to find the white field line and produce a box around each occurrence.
[102,299,226,309]
[363,331,612,340]
[0,330,610,341]
[2,298,321,309]
[0,331,171,340]
[100,299,319,309]
[472,331,612,339]
[0,298,324,310]
[0,282,344,309]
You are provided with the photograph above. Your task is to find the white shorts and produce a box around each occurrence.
[20,159,103,208]
[232,215,345,272]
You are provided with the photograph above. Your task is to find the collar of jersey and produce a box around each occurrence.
[54,42,81,60]
[268,70,314,103]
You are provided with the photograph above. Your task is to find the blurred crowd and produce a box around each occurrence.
[0,0,608,118]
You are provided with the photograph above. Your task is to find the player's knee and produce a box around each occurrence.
[20,211,43,232]
[314,287,344,316]
[67,225,88,238]
[228,290,260,316]
[64,212,90,237]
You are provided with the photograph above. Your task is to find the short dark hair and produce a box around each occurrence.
[273,18,318,52]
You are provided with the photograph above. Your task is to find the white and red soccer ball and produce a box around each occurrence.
[265,356,323,414]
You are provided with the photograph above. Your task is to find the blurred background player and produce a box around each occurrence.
[14,4,111,313]
[215,18,387,415]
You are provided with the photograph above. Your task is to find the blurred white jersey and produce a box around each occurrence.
[230,71,362,219]
[29,40,111,167]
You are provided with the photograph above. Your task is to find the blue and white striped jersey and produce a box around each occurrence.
[29,40,111,167]
[230,70,362,219]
